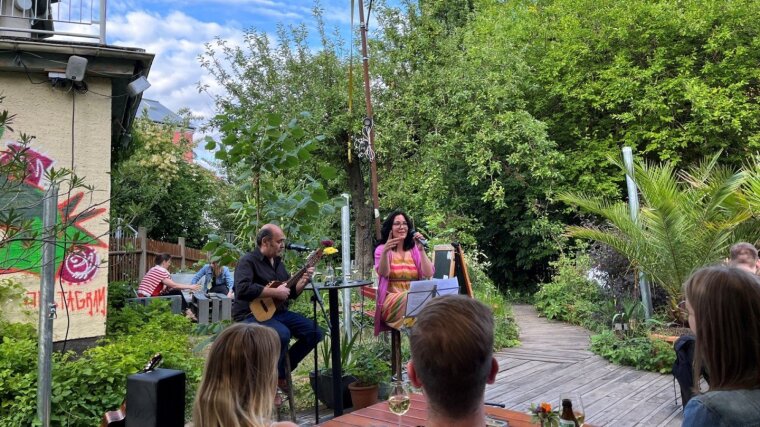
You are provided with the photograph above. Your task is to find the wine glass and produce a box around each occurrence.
[559,392,585,426]
[388,380,410,426]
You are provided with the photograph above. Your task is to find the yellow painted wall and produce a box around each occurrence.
[1,71,111,340]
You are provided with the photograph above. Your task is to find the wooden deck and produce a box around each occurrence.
[485,305,683,426]
[295,304,684,426]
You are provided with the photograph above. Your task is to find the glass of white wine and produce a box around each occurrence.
[388,380,411,427]
[559,392,585,426]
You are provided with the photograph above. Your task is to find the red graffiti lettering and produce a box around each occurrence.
[23,287,107,317]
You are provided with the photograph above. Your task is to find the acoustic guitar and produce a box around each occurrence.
[101,353,163,427]
[249,248,324,322]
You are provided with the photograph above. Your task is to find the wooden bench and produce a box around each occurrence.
[191,293,232,324]
[126,295,183,314]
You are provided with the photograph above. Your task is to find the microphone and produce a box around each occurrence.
[285,243,311,252]
[409,229,429,249]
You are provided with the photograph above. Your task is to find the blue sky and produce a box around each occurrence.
[98,0,364,166]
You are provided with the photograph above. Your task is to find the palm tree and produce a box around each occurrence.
[559,153,752,313]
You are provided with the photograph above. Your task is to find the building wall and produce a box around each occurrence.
[1,71,111,340]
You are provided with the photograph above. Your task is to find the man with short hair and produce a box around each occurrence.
[232,223,323,394]
[407,295,499,426]
[729,242,758,274]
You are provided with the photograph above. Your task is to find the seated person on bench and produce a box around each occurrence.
[137,253,200,317]
[191,260,234,297]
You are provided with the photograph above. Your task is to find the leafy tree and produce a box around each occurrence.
[203,110,339,265]
[492,0,760,193]
[370,1,565,286]
[110,116,224,248]
[559,153,754,313]
[199,8,371,269]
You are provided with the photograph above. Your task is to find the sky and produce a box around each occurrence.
[101,0,364,166]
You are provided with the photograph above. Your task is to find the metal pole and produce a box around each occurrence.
[99,0,107,44]
[357,0,382,241]
[37,184,58,427]
[341,194,352,338]
[622,147,653,319]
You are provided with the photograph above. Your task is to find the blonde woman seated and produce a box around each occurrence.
[192,323,296,427]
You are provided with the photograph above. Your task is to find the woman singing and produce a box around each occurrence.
[374,211,434,335]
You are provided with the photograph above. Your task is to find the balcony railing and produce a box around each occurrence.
[0,0,106,44]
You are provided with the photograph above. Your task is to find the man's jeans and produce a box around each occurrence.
[244,310,324,379]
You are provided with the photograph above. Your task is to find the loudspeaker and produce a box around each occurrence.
[125,368,185,427]
[65,55,87,82]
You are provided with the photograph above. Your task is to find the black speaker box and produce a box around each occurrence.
[126,368,185,427]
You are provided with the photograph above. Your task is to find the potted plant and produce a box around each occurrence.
[347,340,391,409]
[309,330,358,409]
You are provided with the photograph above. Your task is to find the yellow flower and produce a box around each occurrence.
[323,247,338,256]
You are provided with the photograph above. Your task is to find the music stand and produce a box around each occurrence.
[405,278,459,318]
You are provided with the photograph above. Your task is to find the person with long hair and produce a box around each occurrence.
[373,210,434,335]
[192,323,296,427]
[191,260,234,297]
[681,266,760,426]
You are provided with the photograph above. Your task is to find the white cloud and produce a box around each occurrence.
[104,10,245,164]
[109,13,235,116]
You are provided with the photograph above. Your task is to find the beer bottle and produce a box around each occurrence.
[559,398,580,427]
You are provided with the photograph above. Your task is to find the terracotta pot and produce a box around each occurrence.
[348,382,379,410]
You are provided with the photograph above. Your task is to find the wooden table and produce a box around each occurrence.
[319,393,538,426]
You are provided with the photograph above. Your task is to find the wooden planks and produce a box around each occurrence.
[485,305,683,426]
[294,304,684,426]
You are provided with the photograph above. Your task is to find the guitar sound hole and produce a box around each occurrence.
[260,300,268,312]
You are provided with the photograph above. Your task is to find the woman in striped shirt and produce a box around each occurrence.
[373,211,434,335]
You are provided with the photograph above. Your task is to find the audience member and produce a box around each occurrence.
[681,266,760,427]
[192,260,234,297]
[192,323,296,427]
[137,253,199,318]
[407,295,499,427]
[728,242,758,274]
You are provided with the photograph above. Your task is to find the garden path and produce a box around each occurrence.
[294,304,684,426]
[485,304,683,426]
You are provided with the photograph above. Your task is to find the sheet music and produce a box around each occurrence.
[405,277,459,317]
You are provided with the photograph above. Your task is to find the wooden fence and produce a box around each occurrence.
[108,226,207,283]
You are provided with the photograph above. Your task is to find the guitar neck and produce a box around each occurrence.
[284,249,323,290]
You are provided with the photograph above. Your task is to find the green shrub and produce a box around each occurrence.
[590,330,675,374]
[0,295,203,426]
[534,251,603,329]
[469,251,521,349]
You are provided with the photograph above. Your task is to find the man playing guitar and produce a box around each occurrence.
[232,223,324,395]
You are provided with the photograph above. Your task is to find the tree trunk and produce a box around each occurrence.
[347,156,375,279]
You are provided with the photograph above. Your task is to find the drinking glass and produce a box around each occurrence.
[388,380,410,426]
[559,393,585,426]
